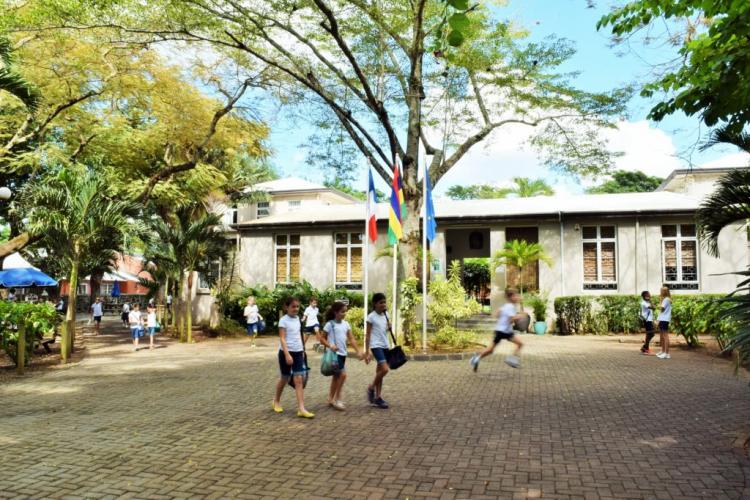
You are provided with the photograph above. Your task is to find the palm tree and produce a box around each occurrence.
[148,206,227,343]
[696,126,750,363]
[0,37,40,112]
[491,239,553,309]
[21,167,140,362]
[509,177,555,197]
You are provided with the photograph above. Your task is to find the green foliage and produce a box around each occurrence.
[446,184,511,200]
[671,294,734,348]
[399,277,421,347]
[598,1,750,133]
[554,296,596,335]
[229,281,364,333]
[596,295,641,333]
[431,326,478,350]
[462,258,490,300]
[0,301,59,366]
[509,177,555,197]
[346,306,365,343]
[717,270,750,367]
[428,261,481,332]
[587,170,664,194]
[492,240,553,297]
[0,37,40,111]
[696,170,750,257]
[525,292,549,322]
[207,317,246,338]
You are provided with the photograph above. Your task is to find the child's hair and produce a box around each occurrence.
[247,295,255,302]
[310,296,318,303]
[660,286,671,299]
[505,288,519,300]
[325,301,347,322]
[372,292,386,306]
[641,290,650,300]
[133,303,140,309]
[283,296,299,310]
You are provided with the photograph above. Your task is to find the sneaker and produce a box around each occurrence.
[367,386,375,404]
[660,353,671,360]
[374,397,389,409]
[272,402,284,413]
[250,342,256,348]
[332,401,346,411]
[641,348,651,355]
[656,352,666,358]
[470,354,480,372]
[297,410,315,419]
[504,355,520,368]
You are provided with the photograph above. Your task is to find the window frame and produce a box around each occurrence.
[581,225,618,290]
[333,232,364,290]
[287,200,301,212]
[274,234,301,285]
[100,283,114,296]
[76,283,88,296]
[198,260,222,293]
[661,224,699,289]
[256,201,270,218]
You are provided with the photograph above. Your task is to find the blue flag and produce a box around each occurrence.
[425,173,437,243]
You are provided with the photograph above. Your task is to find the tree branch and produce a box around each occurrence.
[70,133,97,162]
[469,71,491,126]
[0,232,39,260]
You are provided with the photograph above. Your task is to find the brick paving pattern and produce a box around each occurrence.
[1,319,749,499]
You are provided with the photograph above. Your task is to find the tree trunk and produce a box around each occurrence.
[62,257,80,363]
[89,270,103,307]
[186,272,194,344]
[16,324,26,374]
[0,232,34,259]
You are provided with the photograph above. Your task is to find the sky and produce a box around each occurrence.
[262,0,749,197]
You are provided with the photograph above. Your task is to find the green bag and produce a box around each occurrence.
[154,321,161,333]
[320,348,340,377]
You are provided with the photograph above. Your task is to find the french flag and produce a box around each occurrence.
[367,168,378,242]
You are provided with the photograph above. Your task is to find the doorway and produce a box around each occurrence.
[504,227,539,292]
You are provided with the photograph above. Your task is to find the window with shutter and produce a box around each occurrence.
[334,232,364,289]
[661,224,699,289]
[582,226,617,290]
[275,234,301,284]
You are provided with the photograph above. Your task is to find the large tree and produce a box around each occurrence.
[587,169,663,194]
[446,183,511,200]
[10,0,628,277]
[598,0,750,134]
[508,177,554,198]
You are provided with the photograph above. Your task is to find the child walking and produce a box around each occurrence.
[146,303,158,350]
[365,293,391,409]
[470,288,524,370]
[321,301,364,411]
[301,297,321,348]
[244,296,263,347]
[640,291,656,354]
[273,296,314,418]
[129,303,142,352]
[121,302,130,328]
[657,286,672,359]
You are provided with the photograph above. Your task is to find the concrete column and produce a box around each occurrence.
[489,226,506,312]
[430,229,447,281]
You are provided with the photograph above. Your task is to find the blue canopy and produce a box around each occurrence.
[111,280,121,297]
[0,268,57,287]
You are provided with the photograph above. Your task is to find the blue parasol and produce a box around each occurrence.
[111,280,121,297]
[0,268,57,287]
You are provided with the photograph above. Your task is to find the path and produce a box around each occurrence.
[1,318,749,499]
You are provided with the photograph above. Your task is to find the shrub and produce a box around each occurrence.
[399,277,420,347]
[431,326,478,349]
[0,302,60,366]
[346,306,365,342]
[462,258,490,302]
[207,317,246,338]
[526,292,549,322]
[671,294,733,348]
[596,295,641,333]
[428,261,481,331]
[554,296,595,334]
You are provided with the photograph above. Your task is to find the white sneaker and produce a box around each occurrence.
[656,352,665,358]
[661,353,671,359]
[470,354,480,372]
[504,355,520,368]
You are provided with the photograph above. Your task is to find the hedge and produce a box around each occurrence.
[0,301,60,366]
[554,294,735,347]
[225,281,365,332]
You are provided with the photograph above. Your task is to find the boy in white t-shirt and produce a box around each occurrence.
[640,291,656,354]
[243,296,263,347]
[470,288,524,371]
[301,297,321,348]
[365,292,392,409]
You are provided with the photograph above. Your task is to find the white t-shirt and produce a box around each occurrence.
[244,304,259,324]
[657,298,672,322]
[278,315,303,352]
[147,311,157,327]
[92,302,103,317]
[128,310,141,326]
[495,303,517,333]
[640,300,653,322]
[122,303,130,313]
[166,295,172,305]
[367,311,389,349]
[303,306,320,327]
[323,320,351,356]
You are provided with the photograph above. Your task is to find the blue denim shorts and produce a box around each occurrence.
[371,347,388,365]
[148,327,157,336]
[131,326,143,338]
[247,322,259,335]
[658,321,670,333]
[278,350,306,378]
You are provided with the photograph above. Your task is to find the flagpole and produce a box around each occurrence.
[421,171,428,353]
[391,243,398,348]
[364,189,370,336]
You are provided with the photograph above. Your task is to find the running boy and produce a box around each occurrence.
[243,296,263,347]
[321,301,364,411]
[640,291,656,354]
[129,303,142,352]
[301,297,321,348]
[365,293,391,409]
[273,296,314,418]
[656,286,672,359]
[470,288,524,370]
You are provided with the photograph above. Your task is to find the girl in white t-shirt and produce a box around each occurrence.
[657,286,673,359]
[243,296,263,347]
[146,304,158,350]
[128,304,142,352]
[321,301,364,411]
[273,297,314,418]
[365,293,391,409]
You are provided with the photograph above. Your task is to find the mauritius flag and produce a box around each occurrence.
[388,163,407,245]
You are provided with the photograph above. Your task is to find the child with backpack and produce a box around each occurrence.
[320,301,364,411]
[640,291,656,355]
[273,296,314,418]
[470,288,524,371]
[365,292,391,409]
[301,297,321,348]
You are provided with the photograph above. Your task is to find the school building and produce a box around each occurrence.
[193,167,749,325]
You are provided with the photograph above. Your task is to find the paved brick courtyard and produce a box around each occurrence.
[1,320,749,499]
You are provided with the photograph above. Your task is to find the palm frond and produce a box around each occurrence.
[701,125,750,154]
[696,170,750,257]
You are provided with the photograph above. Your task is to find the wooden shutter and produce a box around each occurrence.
[601,242,616,282]
[335,248,347,283]
[583,242,598,281]
[276,249,287,283]
[350,247,363,283]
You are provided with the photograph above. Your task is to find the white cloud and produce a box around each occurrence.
[601,120,682,178]
[699,152,750,169]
